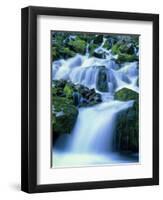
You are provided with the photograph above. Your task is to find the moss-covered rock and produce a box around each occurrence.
[96,66,109,92]
[68,37,87,54]
[111,42,121,54]
[111,41,138,63]
[115,100,139,153]
[59,47,76,59]
[114,88,139,153]
[115,88,138,101]
[52,97,78,134]
[103,40,111,50]
[93,50,105,59]
[89,43,98,57]
[63,84,73,99]
[52,80,103,136]
[52,46,75,60]
[51,32,139,62]
[93,35,103,45]
[117,53,138,63]
[52,80,102,108]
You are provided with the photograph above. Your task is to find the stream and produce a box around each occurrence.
[52,42,139,167]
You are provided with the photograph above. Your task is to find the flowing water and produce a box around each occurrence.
[52,43,139,168]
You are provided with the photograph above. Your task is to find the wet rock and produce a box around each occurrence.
[68,37,87,55]
[93,50,106,59]
[111,40,138,63]
[114,88,139,153]
[103,39,111,50]
[96,66,109,92]
[52,97,78,134]
[93,35,103,45]
[115,100,139,153]
[52,80,102,109]
[73,91,81,106]
[115,88,138,101]
[137,78,139,87]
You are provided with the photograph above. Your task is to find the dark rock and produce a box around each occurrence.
[52,80,102,111]
[94,93,102,102]
[114,87,139,153]
[93,50,106,59]
[73,91,81,106]
[93,35,103,45]
[137,78,139,87]
[96,66,109,92]
[115,100,139,153]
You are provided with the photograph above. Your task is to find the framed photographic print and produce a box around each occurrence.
[21,6,159,193]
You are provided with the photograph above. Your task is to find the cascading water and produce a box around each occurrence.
[52,38,139,167]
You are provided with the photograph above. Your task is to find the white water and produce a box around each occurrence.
[52,41,139,167]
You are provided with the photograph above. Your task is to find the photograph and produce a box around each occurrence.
[51,31,139,168]
[21,6,159,193]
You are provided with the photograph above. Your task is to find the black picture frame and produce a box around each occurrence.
[21,6,159,193]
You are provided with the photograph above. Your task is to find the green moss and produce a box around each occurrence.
[52,97,78,134]
[115,100,139,153]
[63,84,73,99]
[68,37,86,54]
[114,88,139,153]
[111,43,121,54]
[96,66,109,92]
[51,32,139,63]
[103,40,111,50]
[117,53,138,63]
[115,88,138,101]
[60,47,75,59]
[52,47,57,60]
[89,43,98,57]
[52,80,103,135]
[111,41,138,63]
[77,34,95,43]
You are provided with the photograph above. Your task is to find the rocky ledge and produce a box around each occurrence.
[52,80,102,136]
[114,88,139,153]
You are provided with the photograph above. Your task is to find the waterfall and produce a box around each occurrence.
[70,100,134,154]
[52,54,138,93]
[52,48,139,167]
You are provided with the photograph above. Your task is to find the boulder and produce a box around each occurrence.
[96,66,109,92]
[93,50,106,59]
[52,97,78,134]
[52,80,102,109]
[114,88,139,153]
[115,100,139,153]
[115,88,138,101]
[68,37,87,54]
[93,35,103,45]
[111,41,138,63]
